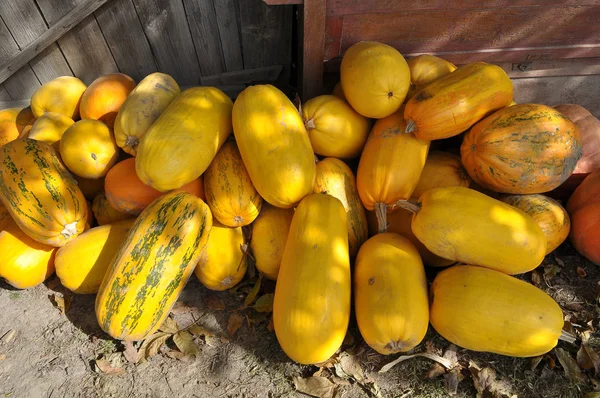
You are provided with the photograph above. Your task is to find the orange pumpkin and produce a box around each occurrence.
[104,158,162,215]
[567,170,600,214]
[0,107,36,146]
[74,175,105,201]
[79,73,136,128]
[570,202,600,265]
[174,176,205,201]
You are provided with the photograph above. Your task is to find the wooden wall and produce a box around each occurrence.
[0,0,295,104]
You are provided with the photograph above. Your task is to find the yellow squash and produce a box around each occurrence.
[332,82,346,101]
[340,41,410,118]
[407,54,457,89]
[203,140,262,227]
[411,151,471,198]
[404,62,513,140]
[302,95,371,159]
[250,204,294,280]
[273,194,350,364]
[136,87,233,191]
[232,84,316,208]
[500,194,570,254]
[30,76,87,119]
[354,233,429,354]
[194,221,247,291]
[0,220,56,289]
[0,107,36,146]
[430,265,564,357]
[400,186,546,274]
[114,72,180,155]
[55,219,135,294]
[92,192,135,226]
[314,157,368,257]
[27,112,74,152]
[74,175,105,201]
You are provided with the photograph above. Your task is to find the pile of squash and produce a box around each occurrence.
[0,40,599,365]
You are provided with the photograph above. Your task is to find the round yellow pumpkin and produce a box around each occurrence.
[411,151,471,198]
[332,82,346,101]
[407,54,456,89]
[0,107,36,146]
[27,112,74,152]
[30,76,87,119]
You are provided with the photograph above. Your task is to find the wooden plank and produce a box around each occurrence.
[263,0,303,4]
[0,0,72,83]
[214,0,244,71]
[95,0,158,81]
[0,100,31,110]
[497,58,600,78]
[324,16,343,61]
[183,0,226,76]
[33,0,117,84]
[300,0,326,100]
[200,65,282,85]
[132,0,201,85]
[0,85,12,101]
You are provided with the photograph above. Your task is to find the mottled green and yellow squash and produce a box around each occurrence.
[95,192,212,341]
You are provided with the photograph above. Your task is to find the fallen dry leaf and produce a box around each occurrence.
[577,342,600,374]
[204,294,226,311]
[576,267,587,278]
[205,334,228,348]
[335,352,365,382]
[330,376,351,386]
[444,368,461,396]
[244,275,263,307]
[267,317,274,333]
[544,263,561,280]
[50,294,71,315]
[159,317,179,334]
[545,354,556,369]
[188,324,212,337]
[555,348,585,382]
[0,330,16,346]
[227,313,245,337]
[173,331,199,357]
[253,293,274,313]
[428,344,460,379]
[122,341,139,363]
[380,352,455,373]
[293,376,338,398]
[137,332,171,363]
[170,301,199,315]
[530,356,544,371]
[584,393,600,398]
[469,364,515,398]
[427,363,446,379]
[165,350,186,360]
[554,256,565,267]
[95,357,125,376]
[245,312,268,328]
[530,270,544,288]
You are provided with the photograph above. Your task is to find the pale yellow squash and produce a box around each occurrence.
[27,112,75,152]
[407,54,457,89]
[411,151,471,198]
[30,76,87,119]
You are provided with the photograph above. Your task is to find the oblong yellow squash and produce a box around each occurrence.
[27,112,74,152]
[250,204,294,280]
[273,193,350,364]
[407,54,457,89]
[404,62,513,140]
[354,233,429,355]
[95,192,212,341]
[302,95,371,159]
[136,87,233,191]
[114,72,180,156]
[55,219,135,294]
[204,140,262,227]
[430,265,564,357]
[30,76,87,119]
[232,84,316,208]
[403,186,546,274]
[0,220,56,289]
[500,194,570,254]
[314,157,368,257]
[411,151,471,198]
[194,221,246,291]
[0,139,88,246]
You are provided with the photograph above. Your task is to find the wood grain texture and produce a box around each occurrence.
[324,16,342,61]
[35,0,117,84]
[263,0,303,4]
[95,0,157,81]
[300,0,326,100]
[0,0,72,83]
[183,0,226,76]
[133,0,201,85]
[200,65,282,85]
[0,16,40,98]
[497,57,600,78]
[0,86,12,101]
[214,0,243,71]
[0,100,31,109]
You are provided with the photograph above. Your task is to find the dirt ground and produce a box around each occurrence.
[0,241,598,398]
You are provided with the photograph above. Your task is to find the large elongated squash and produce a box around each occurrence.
[95,192,212,341]
[411,151,471,198]
[0,220,56,289]
[136,87,233,191]
[356,109,429,232]
[250,204,294,280]
[232,85,316,208]
[430,265,564,357]
[114,73,180,155]
[0,139,88,247]
[194,221,247,291]
[405,62,513,140]
[354,233,429,355]
[204,140,262,227]
[314,157,368,256]
[399,186,546,274]
[273,194,350,364]
[461,104,582,194]
[408,55,457,89]
[55,219,135,294]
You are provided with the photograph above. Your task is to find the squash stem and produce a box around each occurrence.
[375,202,388,233]
[558,329,577,344]
[305,118,316,130]
[61,221,78,239]
[125,135,139,151]
[395,199,421,214]
[405,119,417,133]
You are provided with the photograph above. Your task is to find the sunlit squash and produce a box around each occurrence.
[567,170,600,214]
[92,192,134,225]
[411,151,471,198]
[55,219,135,294]
[274,194,350,364]
[194,221,246,291]
[314,157,368,257]
[0,107,36,146]
[405,62,513,140]
[60,119,120,179]
[500,194,570,254]
[30,76,87,119]
[461,104,582,194]
[356,109,429,232]
[332,82,346,101]
[232,84,315,208]
[302,95,371,159]
[250,204,294,280]
[74,175,105,201]
[27,112,74,152]
[105,158,162,215]
[0,139,87,246]
[398,186,546,274]
[79,73,136,128]
[354,233,429,355]
[96,192,212,341]
[340,41,410,118]
[203,140,262,227]
[114,72,180,155]
[136,87,232,191]
[430,265,564,357]
[0,220,56,289]
[407,54,456,93]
